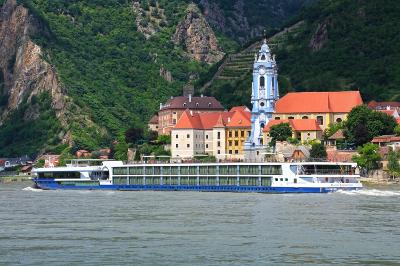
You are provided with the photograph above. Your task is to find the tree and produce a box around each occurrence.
[134,149,141,161]
[344,105,397,146]
[352,143,381,171]
[114,136,128,161]
[157,134,171,145]
[394,125,400,136]
[125,128,144,145]
[387,150,400,179]
[310,143,327,160]
[269,123,292,145]
[323,121,343,139]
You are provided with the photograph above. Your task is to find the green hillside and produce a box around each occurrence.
[0,0,307,156]
[202,0,400,106]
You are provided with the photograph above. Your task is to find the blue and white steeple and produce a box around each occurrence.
[245,38,279,148]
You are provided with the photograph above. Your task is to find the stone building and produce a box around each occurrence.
[171,108,251,161]
[156,94,224,135]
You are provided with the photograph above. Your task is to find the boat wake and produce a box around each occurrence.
[336,189,400,197]
[22,186,43,192]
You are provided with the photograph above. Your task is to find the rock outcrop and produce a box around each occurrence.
[132,0,167,40]
[0,0,69,137]
[172,3,224,64]
[309,22,329,52]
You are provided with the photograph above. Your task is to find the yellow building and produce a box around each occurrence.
[225,109,251,160]
[273,91,363,130]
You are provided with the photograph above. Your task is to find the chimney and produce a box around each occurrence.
[159,103,163,110]
[190,110,193,116]
[189,94,192,103]
[201,94,204,98]
[228,117,231,123]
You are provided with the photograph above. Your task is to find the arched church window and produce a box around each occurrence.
[260,76,265,87]
[260,123,265,128]
[261,54,266,60]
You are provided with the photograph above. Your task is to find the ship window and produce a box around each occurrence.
[180,166,189,175]
[261,165,282,175]
[129,176,143,185]
[189,166,197,175]
[208,166,216,175]
[162,167,171,175]
[294,178,297,183]
[189,177,197,185]
[199,177,208,185]
[113,167,128,175]
[145,167,153,175]
[228,166,237,175]
[208,177,217,185]
[219,166,228,175]
[261,177,272,186]
[180,177,189,185]
[280,178,284,181]
[275,178,279,181]
[285,178,288,181]
[199,166,208,175]
[129,167,143,175]
[171,167,179,175]
[154,167,161,175]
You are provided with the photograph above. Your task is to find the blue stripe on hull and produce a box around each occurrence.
[33,180,360,193]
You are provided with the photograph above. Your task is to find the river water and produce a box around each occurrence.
[1,182,400,265]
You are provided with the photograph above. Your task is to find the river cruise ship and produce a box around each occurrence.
[31,160,362,193]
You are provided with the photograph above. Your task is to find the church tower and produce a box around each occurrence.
[244,38,279,160]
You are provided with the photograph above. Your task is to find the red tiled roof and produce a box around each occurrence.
[263,119,290,132]
[368,101,400,109]
[230,106,250,112]
[149,115,159,124]
[290,119,322,131]
[226,110,251,128]
[263,119,322,132]
[174,107,250,130]
[275,91,363,114]
[397,118,400,124]
[371,135,400,143]
[328,129,344,140]
[160,96,224,110]
[378,110,396,116]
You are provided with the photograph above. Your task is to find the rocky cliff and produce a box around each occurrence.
[173,3,224,64]
[0,0,68,128]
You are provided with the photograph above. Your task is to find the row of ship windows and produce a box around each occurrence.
[113,165,282,176]
[113,176,273,186]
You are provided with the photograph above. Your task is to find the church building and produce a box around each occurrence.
[244,39,279,160]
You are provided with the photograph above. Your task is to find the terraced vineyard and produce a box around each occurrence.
[200,21,305,108]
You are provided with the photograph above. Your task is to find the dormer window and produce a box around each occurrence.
[196,103,199,107]
[183,103,186,107]
[208,103,211,107]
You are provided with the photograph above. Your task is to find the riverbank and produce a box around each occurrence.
[360,177,400,186]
